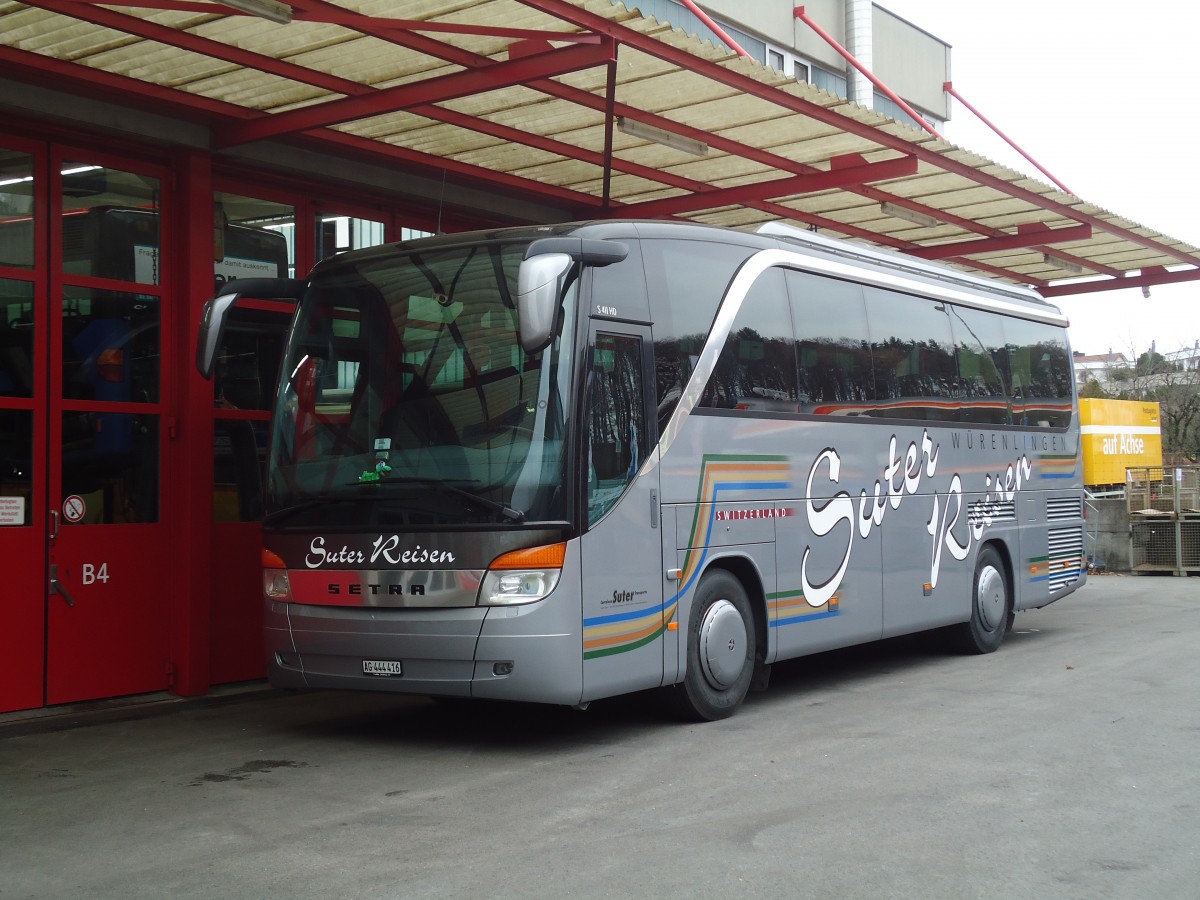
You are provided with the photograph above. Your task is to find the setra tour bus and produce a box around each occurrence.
[196,220,1086,720]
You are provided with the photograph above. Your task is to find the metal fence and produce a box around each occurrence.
[1127,466,1200,574]
[1084,492,1103,572]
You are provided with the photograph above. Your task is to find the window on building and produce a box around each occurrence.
[810,67,848,100]
[316,214,386,261]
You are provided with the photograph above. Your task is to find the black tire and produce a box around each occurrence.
[668,570,756,721]
[948,545,1012,654]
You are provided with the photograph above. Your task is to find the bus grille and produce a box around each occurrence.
[1047,525,1084,592]
[1047,495,1082,520]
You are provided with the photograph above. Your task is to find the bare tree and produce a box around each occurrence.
[1087,339,1200,463]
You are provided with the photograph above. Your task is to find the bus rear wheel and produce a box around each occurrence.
[948,545,1012,654]
[669,570,756,721]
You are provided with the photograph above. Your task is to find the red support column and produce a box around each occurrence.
[169,147,216,697]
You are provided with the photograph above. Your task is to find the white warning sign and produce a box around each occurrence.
[0,496,25,526]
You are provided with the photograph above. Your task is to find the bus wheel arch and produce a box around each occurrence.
[988,538,1017,629]
[669,561,763,721]
[948,541,1013,654]
[708,556,769,670]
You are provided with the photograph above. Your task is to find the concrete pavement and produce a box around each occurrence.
[2,574,1198,899]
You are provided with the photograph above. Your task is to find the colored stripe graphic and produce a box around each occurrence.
[768,591,840,627]
[679,455,791,587]
[583,454,790,660]
[1037,453,1078,479]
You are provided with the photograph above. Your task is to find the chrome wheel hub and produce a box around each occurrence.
[699,598,747,689]
[977,564,1006,631]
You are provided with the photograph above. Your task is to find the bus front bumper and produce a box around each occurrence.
[265,597,584,706]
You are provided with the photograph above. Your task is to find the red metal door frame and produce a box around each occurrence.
[0,134,547,711]
[0,133,49,713]
[44,143,175,704]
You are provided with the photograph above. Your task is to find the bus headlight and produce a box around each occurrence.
[263,548,293,602]
[479,542,566,606]
[264,569,292,601]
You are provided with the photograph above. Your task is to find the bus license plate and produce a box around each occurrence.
[363,659,403,677]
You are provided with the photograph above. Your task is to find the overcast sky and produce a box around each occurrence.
[878,0,1200,357]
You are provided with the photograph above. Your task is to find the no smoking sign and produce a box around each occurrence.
[62,494,86,524]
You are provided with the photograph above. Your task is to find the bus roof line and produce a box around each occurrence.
[756,220,1051,310]
[769,246,1068,327]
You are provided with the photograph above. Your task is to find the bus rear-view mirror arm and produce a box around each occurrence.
[518,239,627,354]
[195,277,305,379]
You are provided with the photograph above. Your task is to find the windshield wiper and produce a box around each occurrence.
[263,498,342,526]
[442,483,526,523]
[370,476,526,523]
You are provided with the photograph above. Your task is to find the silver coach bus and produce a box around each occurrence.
[198,220,1086,720]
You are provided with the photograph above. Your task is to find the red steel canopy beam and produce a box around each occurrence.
[1041,267,1200,298]
[677,0,750,57]
[511,0,1092,280]
[4,27,1037,283]
[0,47,607,215]
[23,0,372,98]
[0,44,256,123]
[216,39,615,147]
[408,103,697,193]
[0,41,1040,283]
[520,0,1200,271]
[23,0,1158,289]
[943,81,1073,195]
[37,3,664,191]
[907,223,1093,260]
[621,154,918,218]
[273,0,1049,275]
[70,0,602,42]
[302,127,611,211]
[36,1,690,214]
[228,3,963,242]
[17,1,1036,285]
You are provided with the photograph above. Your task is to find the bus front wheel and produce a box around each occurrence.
[949,545,1012,654]
[670,570,756,721]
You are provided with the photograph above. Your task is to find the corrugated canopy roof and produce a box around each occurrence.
[3,0,1198,297]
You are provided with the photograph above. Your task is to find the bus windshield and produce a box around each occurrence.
[266,241,577,529]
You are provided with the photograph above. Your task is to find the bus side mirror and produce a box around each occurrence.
[517,238,628,354]
[517,253,573,354]
[196,292,237,379]
[195,277,305,379]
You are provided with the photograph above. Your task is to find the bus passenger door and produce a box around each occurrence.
[578,327,666,701]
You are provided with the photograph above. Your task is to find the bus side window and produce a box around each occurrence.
[947,303,1011,425]
[587,333,648,526]
[1005,318,1073,427]
[699,267,796,412]
[786,270,873,413]
[863,287,959,421]
[644,239,754,431]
